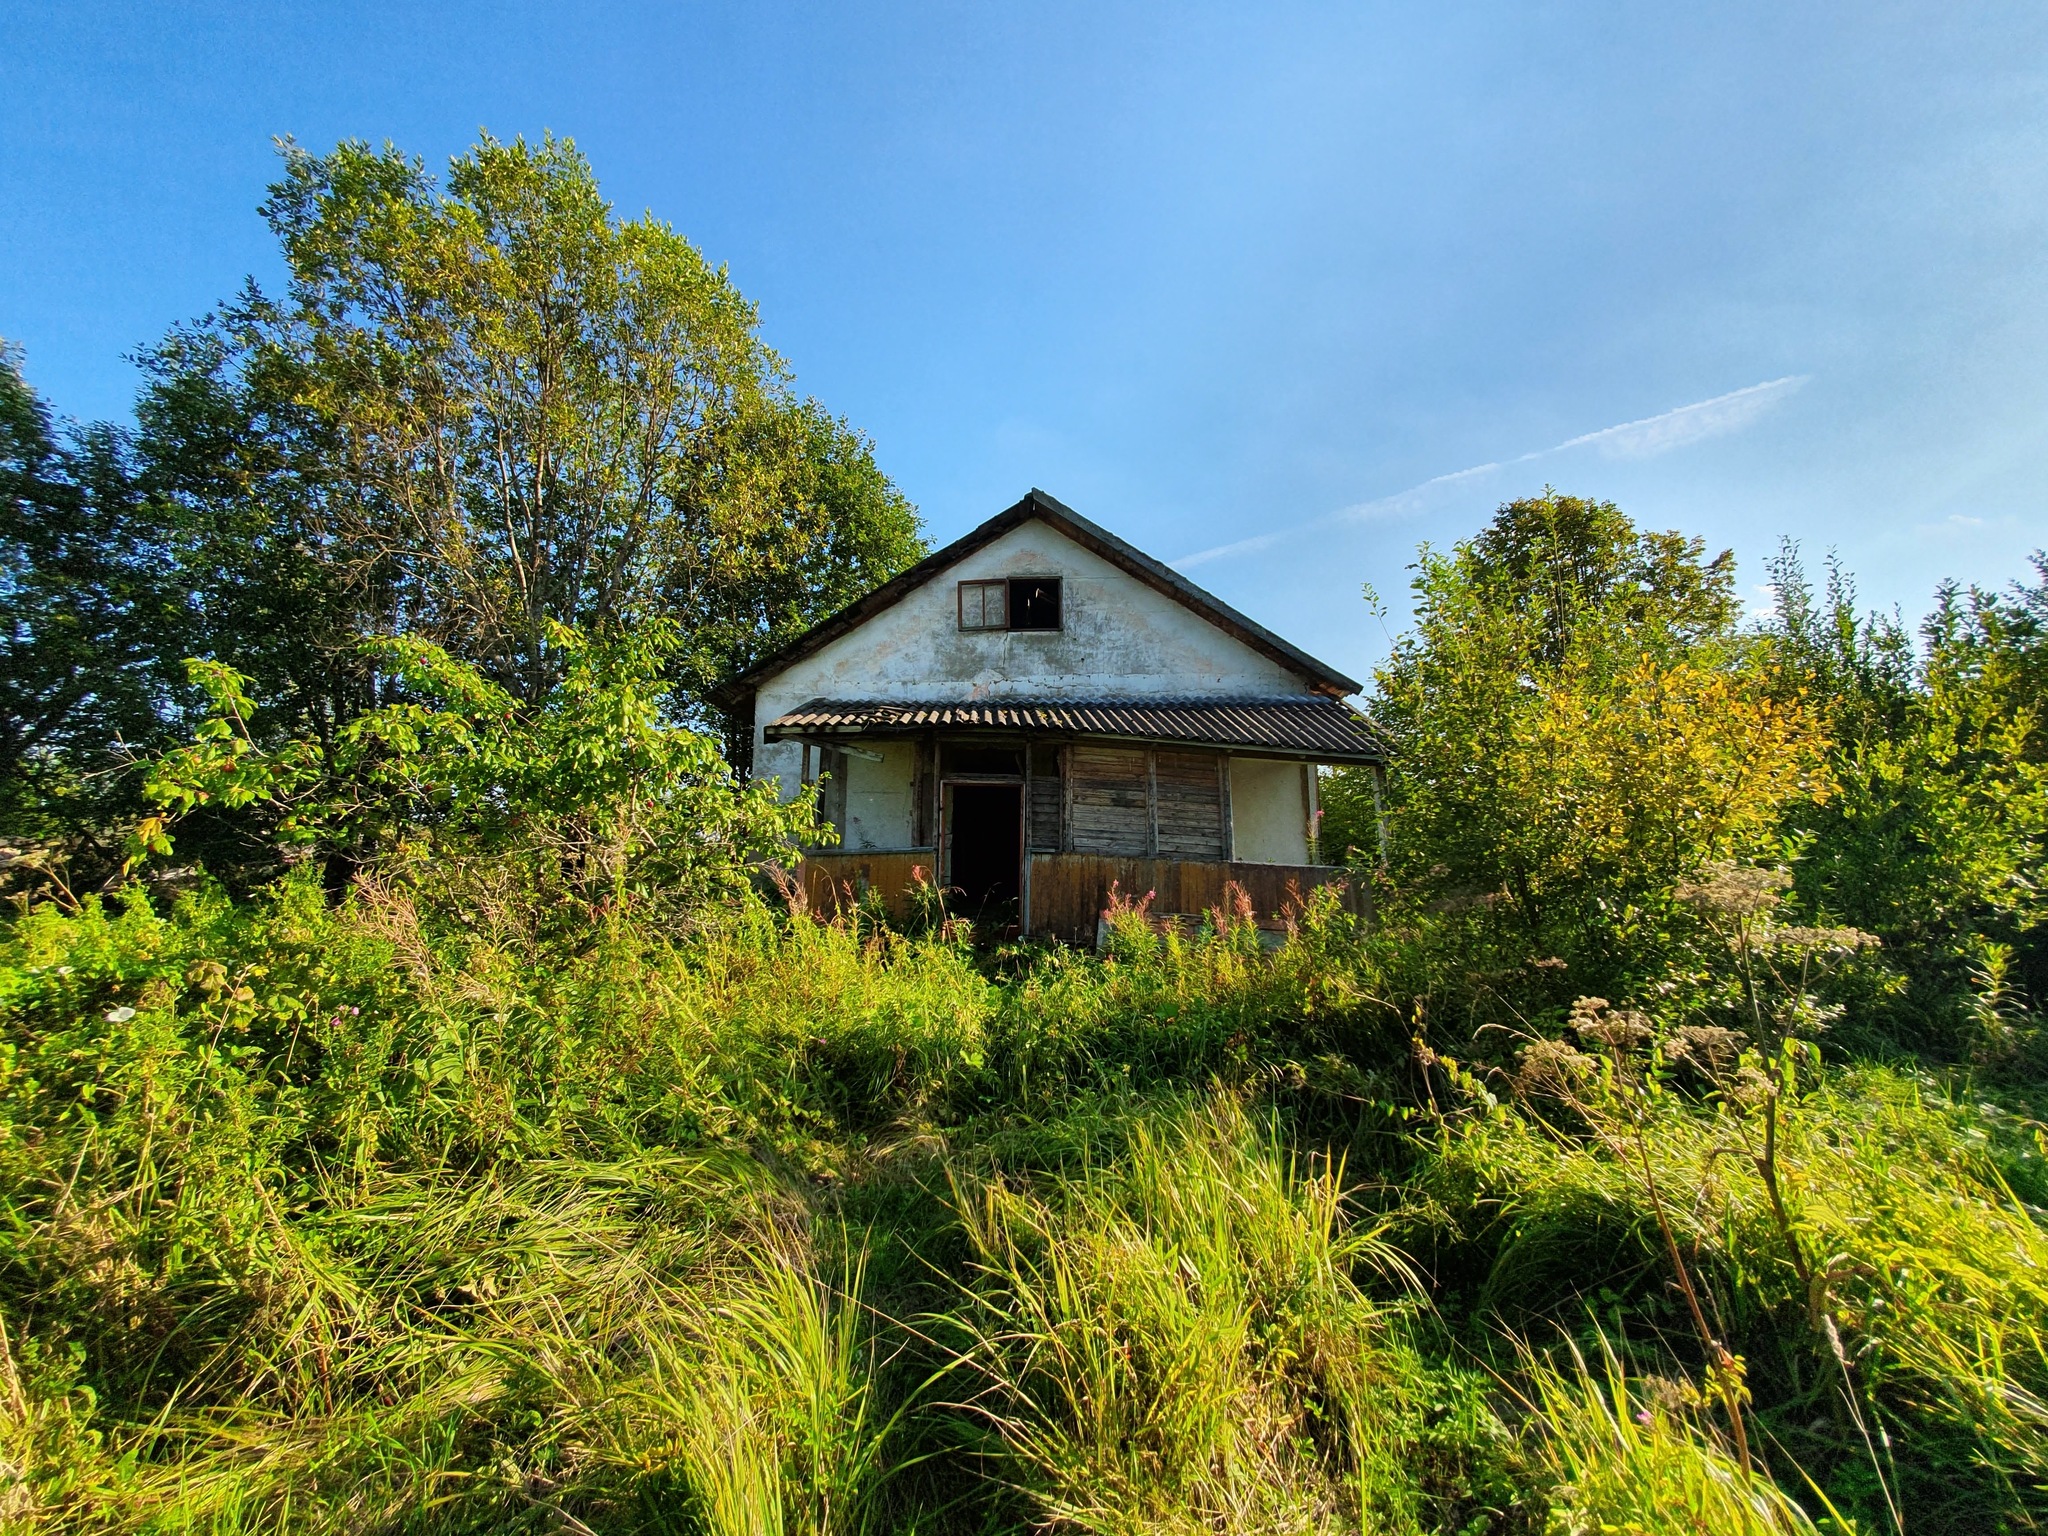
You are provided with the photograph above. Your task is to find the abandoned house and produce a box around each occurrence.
[715,489,1387,939]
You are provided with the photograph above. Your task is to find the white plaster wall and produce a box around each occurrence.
[1230,757,1311,865]
[833,741,920,851]
[755,518,1316,801]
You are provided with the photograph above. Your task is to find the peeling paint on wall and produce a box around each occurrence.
[834,740,920,851]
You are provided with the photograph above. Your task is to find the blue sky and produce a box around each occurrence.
[5,3,2045,686]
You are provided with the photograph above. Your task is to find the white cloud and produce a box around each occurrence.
[1174,460,1503,569]
[1549,376,1809,461]
[1170,376,1813,571]
[1911,511,2018,540]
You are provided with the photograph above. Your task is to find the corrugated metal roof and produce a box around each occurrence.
[763,696,1389,762]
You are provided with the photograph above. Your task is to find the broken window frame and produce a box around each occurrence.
[1007,576,1062,631]
[957,576,1063,632]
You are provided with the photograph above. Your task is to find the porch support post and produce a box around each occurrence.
[1146,749,1160,858]
[1371,762,1389,870]
[1020,821,1033,935]
[1300,763,1320,864]
[1059,742,1074,853]
[1219,754,1235,862]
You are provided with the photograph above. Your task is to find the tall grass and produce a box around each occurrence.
[584,1225,905,1536]
[1416,1067,2048,1529]
[947,1093,1444,1535]
[2,875,2044,1531]
[1522,1337,1833,1536]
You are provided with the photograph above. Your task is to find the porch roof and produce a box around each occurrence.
[763,696,1389,764]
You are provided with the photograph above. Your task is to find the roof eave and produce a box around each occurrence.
[766,721,1384,765]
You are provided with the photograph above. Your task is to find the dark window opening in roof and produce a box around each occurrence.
[1008,577,1061,630]
[958,577,1062,632]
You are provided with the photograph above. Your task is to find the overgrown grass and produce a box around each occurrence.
[1521,1336,1833,1536]
[1411,1066,2048,1529]
[947,1093,1427,1534]
[2,875,2044,1532]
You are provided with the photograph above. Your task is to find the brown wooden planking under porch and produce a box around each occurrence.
[791,849,1368,942]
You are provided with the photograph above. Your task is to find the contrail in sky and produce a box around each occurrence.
[1172,375,1809,570]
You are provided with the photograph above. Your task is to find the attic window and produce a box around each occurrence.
[959,577,1062,632]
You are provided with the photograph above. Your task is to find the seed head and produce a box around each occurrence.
[1676,862,1790,918]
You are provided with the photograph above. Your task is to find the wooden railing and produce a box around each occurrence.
[787,850,937,923]
[789,849,1366,940]
[1025,854,1365,940]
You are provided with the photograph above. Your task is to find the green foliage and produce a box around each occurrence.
[984,888,1395,1108]
[1768,546,2048,1059]
[3,851,2047,1531]
[1420,1050,2048,1532]
[948,1093,1496,1535]
[3,133,923,889]
[0,344,184,866]
[1353,491,1832,1003]
[5,456,2047,1534]
[144,132,924,717]
[131,623,818,916]
[1521,1337,1831,1536]
[1459,489,1740,658]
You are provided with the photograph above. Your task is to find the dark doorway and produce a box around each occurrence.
[946,782,1022,914]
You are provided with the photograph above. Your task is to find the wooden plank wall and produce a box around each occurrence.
[1067,744,1227,859]
[1025,854,1367,941]
[1154,750,1226,859]
[789,849,1365,941]
[792,851,937,922]
[1027,743,1064,851]
[1068,745,1151,854]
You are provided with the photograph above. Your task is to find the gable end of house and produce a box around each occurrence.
[711,489,1362,712]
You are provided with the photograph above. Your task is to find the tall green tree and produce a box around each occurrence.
[139,132,923,729]
[1346,491,1830,993]
[132,324,368,765]
[0,346,183,863]
[1460,488,1739,661]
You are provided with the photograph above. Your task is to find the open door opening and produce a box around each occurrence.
[945,782,1022,917]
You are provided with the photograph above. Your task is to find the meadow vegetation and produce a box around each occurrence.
[5,134,2048,1534]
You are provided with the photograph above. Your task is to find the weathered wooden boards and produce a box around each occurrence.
[1066,744,1228,860]
[1027,745,1064,852]
[1023,854,1363,941]
[1069,745,1151,854]
[789,850,936,922]
[1154,751,1227,860]
[788,849,1365,941]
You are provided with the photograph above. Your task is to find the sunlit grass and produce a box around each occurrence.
[2,877,2043,1531]
[947,1092,1428,1534]
[1521,1336,1835,1536]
